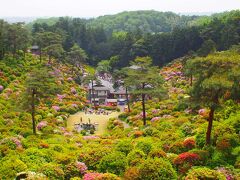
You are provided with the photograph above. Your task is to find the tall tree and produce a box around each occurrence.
[24,66,60,134]
[186,50,240,145]
[124,56,166,125]
[67,43,88,66]
[34,31,63,62]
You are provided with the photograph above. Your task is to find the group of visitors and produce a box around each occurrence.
[84,108,110,115]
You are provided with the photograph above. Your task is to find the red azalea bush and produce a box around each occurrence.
[174,152,200,174]
[183,138,196,150]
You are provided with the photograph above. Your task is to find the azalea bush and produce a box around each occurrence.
[98,151,127,175]
[138,158,177,180]
[185,167,226,180]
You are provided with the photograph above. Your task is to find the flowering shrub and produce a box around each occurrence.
[185,167,226,180]
[216,167,240,180]
[183,137,196,149]
[64,161,87,179]
[76,161,88,174]
[57,94,66,101]
[174,152,200,174]
[71,103,78,108]
[83,136,100,141]
[0,85,4,91]
[151,116,161,122]
[198,108,208,117]
[39,142,49,149]
[52,105,60,111]
[71,87,77,94]
[67,77,73,82]
[134,130,143,138]
[36,121,47,131]
[174,152,200,165]
[83,172,102,180]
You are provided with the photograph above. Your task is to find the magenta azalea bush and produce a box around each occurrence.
[37,121,47,130]
[52,105,60,111]
[76,161,88,174]
[0,85,4,91]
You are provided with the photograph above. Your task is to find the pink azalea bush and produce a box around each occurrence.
[37,121,47,130]
[0,85,4,91]
[198,108,207,116]
[151,117,161,122]
[83,172,102,180]
[52,105,60,111]
[71,103,78,108]
[83,136,100,140]
[11,137,22,148]
[67,77,73,82]
[71,87,77,94]
[76,161,88,174]
[57,94,66,101]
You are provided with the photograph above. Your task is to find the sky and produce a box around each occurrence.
[0,0,240,17]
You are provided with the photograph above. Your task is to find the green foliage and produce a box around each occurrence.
[98,151,127,175]
[127,149,146,166]
[40,162,65,179]
[185,167,225,180]
[0,156,27,179]
[115,139,133,155]
[138,158,177,180]
[135,138,153,155]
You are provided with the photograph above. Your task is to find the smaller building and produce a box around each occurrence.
[30,45,40,55]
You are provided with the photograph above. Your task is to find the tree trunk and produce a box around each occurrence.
[31,89,36,135]
[141,83,146,126]
[206,107,215,145]
[91,80,96,109]
[190,74,193,86]
[39,47,42,63]
[126,87,130,112]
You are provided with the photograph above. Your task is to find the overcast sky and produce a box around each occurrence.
[1,0,240,17]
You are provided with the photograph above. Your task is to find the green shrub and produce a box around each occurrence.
[79,146,112,170]
[123,167,140,180]
[135,139,153,155]
[149,148,167,158]
[115,139,133,155]
[0,157,27,179]
[40,163,65,179]
[98,151,127,175]
[127,149,146,166]
[185,167,225,180]
[138,158,177,180]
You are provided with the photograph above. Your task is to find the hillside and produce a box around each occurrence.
[0,50,240,179]
[86,10,199,34]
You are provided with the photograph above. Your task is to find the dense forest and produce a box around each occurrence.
[0,9,240,179]
[1,10,239,68]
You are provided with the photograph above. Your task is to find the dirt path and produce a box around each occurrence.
[67,111,121,135]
